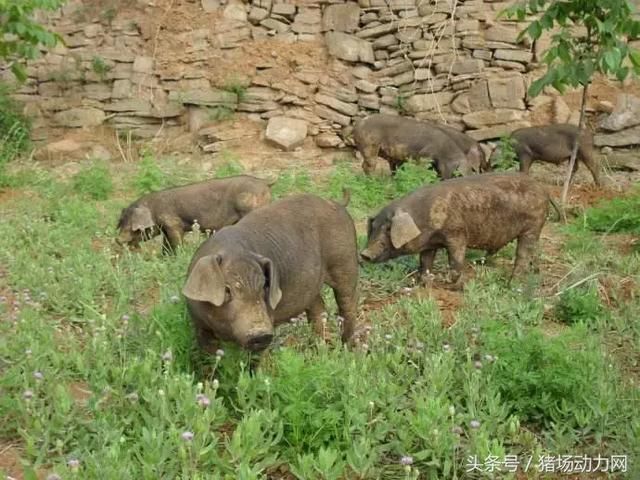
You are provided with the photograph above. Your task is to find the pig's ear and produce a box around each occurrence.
[366,217,373,238]
[131,206,154,232]
[256,255,282,309]
[390,209,421,248]
[182,254,226,306]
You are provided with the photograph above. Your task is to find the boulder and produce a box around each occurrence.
[265,116,308,150]
[462,108,525,129]
[322,3,360,32]
[223,1,248,22]
[594,125,640,147]
[325,32,375,64]
[315,132,342,148]
[404,92,454,113]
[315,93,358,116]
[598,94,640,132]
[53,108,106,127]
[169,89,238,107]
[467,121,531,141]
[487,75,525,109]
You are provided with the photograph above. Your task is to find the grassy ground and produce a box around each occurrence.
[0,152,638,480]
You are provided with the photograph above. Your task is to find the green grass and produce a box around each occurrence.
[0,151,639,479]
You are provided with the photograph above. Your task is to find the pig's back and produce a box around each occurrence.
[415,173,548,251]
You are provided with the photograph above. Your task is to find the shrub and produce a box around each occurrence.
[556,285,605,325]
[133,150,166,194]
[72,161,113,200]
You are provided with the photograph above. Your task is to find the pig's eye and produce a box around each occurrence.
[224,286,232,301]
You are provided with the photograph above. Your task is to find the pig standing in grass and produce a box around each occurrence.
[116,175,274,253]
[353,113,482,179]
[182,192,359,353]
[490,124,600,185]
[361,173,559,288]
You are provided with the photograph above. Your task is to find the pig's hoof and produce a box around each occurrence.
[419,272,435,287]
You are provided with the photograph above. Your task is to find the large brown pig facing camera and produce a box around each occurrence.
[182,193,359,353]
[117,175,274,253]
[361,173,560,288]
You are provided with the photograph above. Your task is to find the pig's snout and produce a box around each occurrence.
[246,332,274,352]
[360,249,373,261]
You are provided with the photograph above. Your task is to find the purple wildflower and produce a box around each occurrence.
[196,394,210,408]
[161,350,173,362]
[23,389,34,400]
[33,371,44,381]
[215,349,224,358]
[181,431,194,442]
[470,419,481,429]
[170,295,180,304]
[67,458,80,470]
[400,456,414,466]
[46,474,62,480]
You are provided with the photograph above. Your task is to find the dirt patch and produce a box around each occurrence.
[68,381,92,407]
[0,442,23,480]
[419,285,463,328]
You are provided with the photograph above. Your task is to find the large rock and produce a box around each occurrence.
[314,93,358,116]
[169,89,237,107]
[34,138,111,162]
[223,1,248,22]
[493,49,533,64]
[598,94,640,132]
[467,121,531,141]
[314,104,351,125]
[315,132,342,148]
[594,125,640,147]
[405,92,455,113]
[488,75,525,109]
[237,87,282,112]
[53,108,106,127]
[322,3,360,32]
[265,116,308,150]
[325,32,375,64]
[462,109,525,129]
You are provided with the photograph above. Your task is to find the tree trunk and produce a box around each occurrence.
[561,82,590,205]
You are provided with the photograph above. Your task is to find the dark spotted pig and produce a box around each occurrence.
[361,173,560,288]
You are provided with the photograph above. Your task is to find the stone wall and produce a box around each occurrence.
[5,0,627,151]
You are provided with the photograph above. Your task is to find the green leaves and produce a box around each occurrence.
[0,0,66,82]
[514,0,640,97]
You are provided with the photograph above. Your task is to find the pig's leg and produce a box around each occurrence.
[511,232,539,279]
[360,143,380,176]
[445,238,467,290]
[306,294,329,341]
[437,159,455,180]
[579,147,601,186]
[161,225,183,255]
[334,286,358,344]
[419,249,437,285]
[518,153,533,174]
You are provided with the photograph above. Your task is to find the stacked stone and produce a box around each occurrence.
[247,0,323,43]
[318,0,539,142]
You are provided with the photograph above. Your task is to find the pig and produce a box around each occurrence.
[490,124,600,185]
[353,113,476,179]
[181,192,359,353]
[360,172,559,288]
[432,123,491,174]
[116,175,274,253]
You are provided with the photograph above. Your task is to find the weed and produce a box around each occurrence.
[208,105,235,122]
[394,94,407,113]
[71,161,113,200]
[223,78,248,103]
[0,83,30,185]
[215,158,244,178]
[102,7,117,25]
[91,56,112,80]
[556,284,605,326]
[491,135,519,171]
